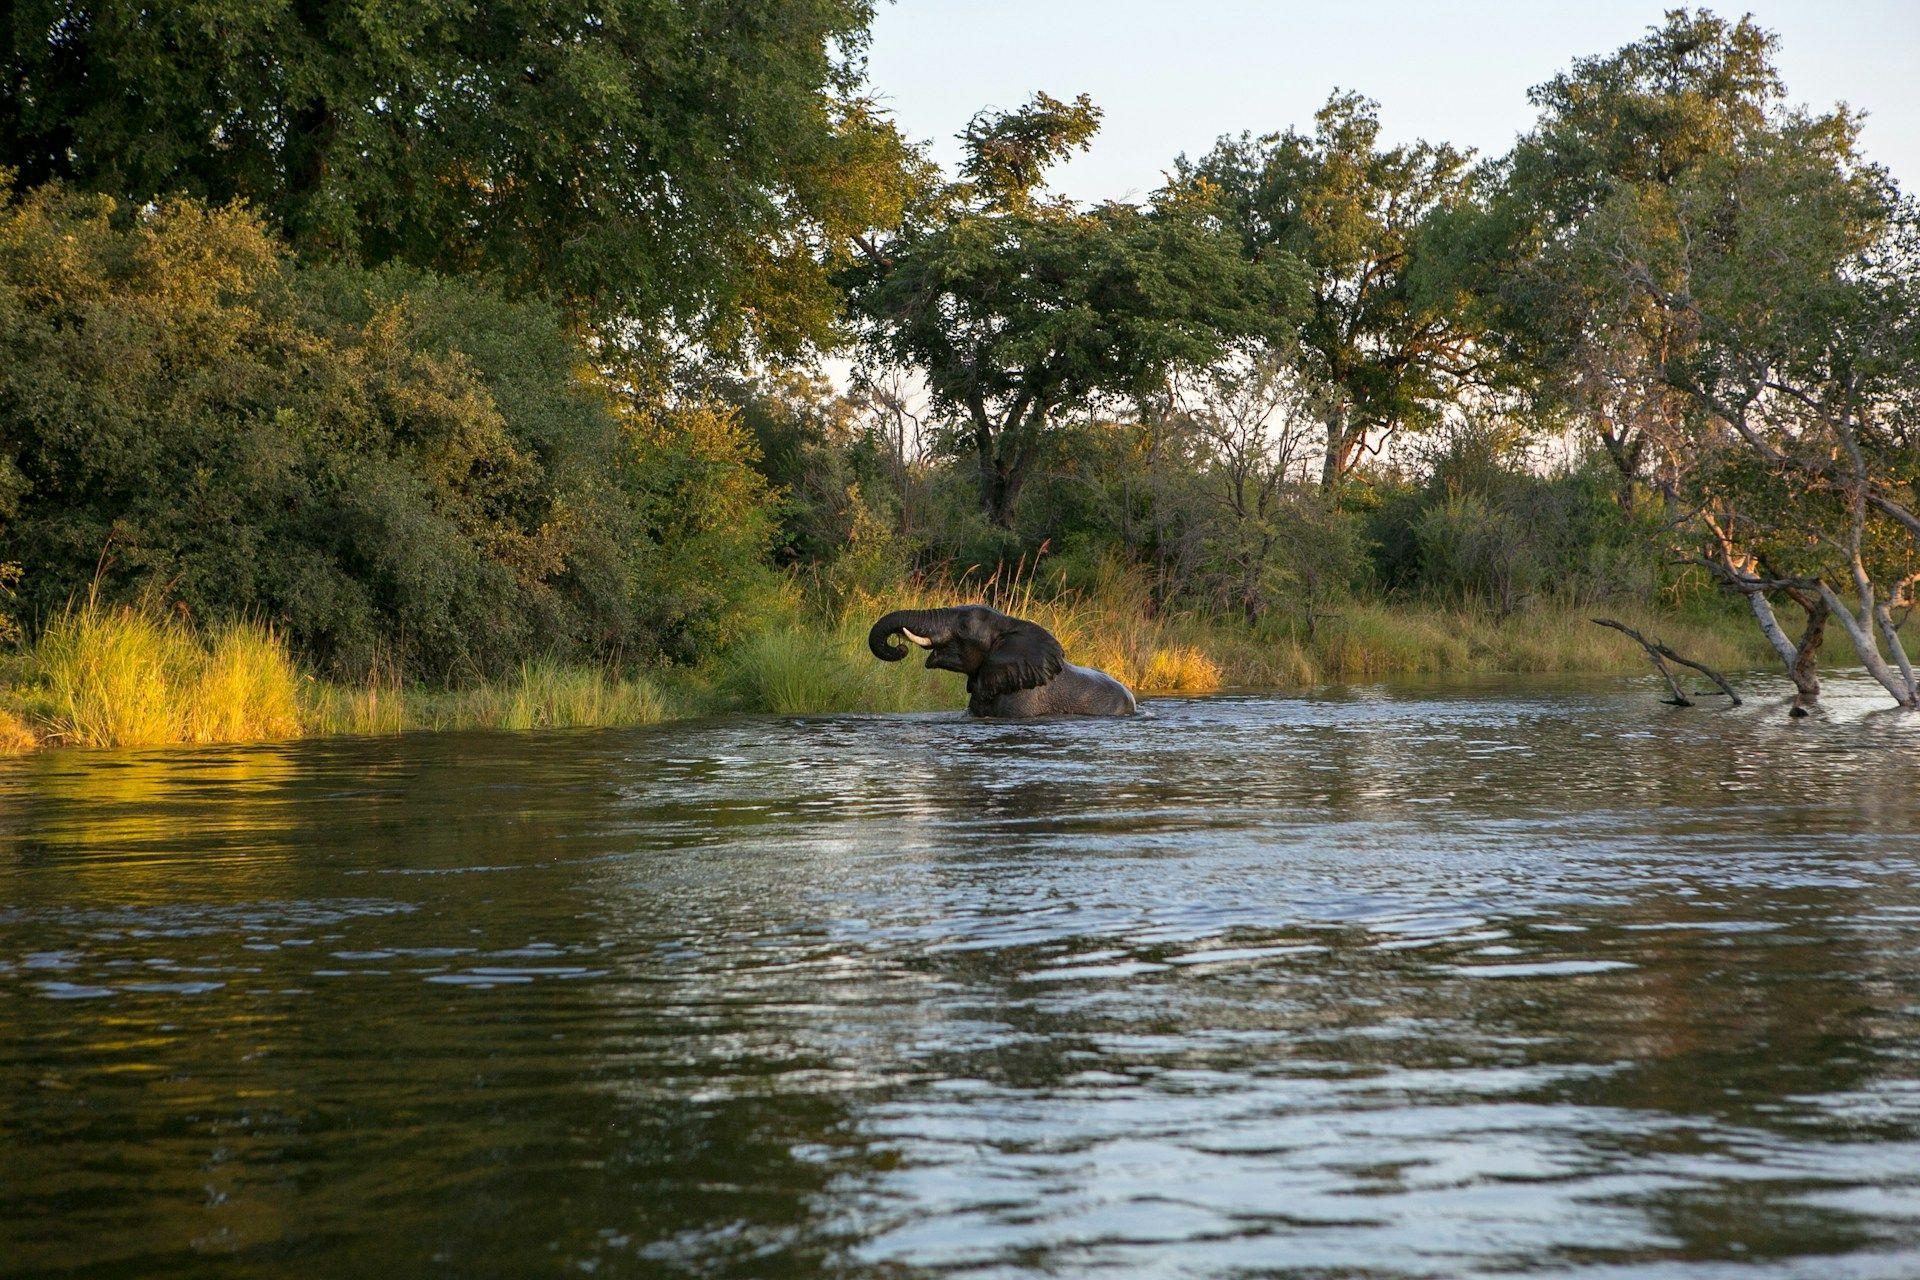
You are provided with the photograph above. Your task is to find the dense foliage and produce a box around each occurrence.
[0,0,910,356]
[846,93,1299,527]
[1183,93,1489,488]
[1,6,1915,709]
[0,182,775,678]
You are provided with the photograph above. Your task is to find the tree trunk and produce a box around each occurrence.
[1319,403,1355,492]
[1786,592,1827,716]
[1744,589,1824,711]
[973,402,1040,529]
[1815,581,1918,708]
[1874,600,1917,697]
[283,1,339,255]
[981,462,1024,529]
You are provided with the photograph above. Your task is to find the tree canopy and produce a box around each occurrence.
[1184,92,1486,488]
[848,94,1301,527]
[0,0,913,356]
[3,4,1919,712]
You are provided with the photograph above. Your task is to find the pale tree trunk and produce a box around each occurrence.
[1815,576,1919,708]
[1699,513,1826,712]
[1743,589,1824,713]
[1874,599,1917,697]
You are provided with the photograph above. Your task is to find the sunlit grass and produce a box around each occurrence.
[7,602,675,751]
[29,600,191,747]
[307,660,674,737]
[835,561,1781,694]
[22,600,303,749]
[421,659,673,732]
[0,706,36,754]
[0,583,1813,756]
[303,674,408,739]
[186,622,304,743]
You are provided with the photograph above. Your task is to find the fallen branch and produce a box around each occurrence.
[1592,618,1742,707]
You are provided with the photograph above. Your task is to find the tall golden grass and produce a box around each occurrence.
[0,707,36,754]
[23,600,302,748]
[4,601,673,753]
[822,557,1780,696]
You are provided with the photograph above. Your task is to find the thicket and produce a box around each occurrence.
[0,183,780,681]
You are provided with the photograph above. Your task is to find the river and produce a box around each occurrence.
[4,674,1919,1278]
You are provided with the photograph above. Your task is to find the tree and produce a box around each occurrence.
[847,94,1300,528]
[0,0,914,357]
[1175,358,1337,625]
[1651,153,1918,707]
[1496,9,1920,708]
[1185,92,1485,490]
[1473,8,1787,498]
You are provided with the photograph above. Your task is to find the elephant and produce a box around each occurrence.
[868,604,1137,718]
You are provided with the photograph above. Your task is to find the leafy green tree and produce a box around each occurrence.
[1469,9,1789,493]
[622,398,784,660]
[1185,92,1484,490]
[0,0,912,357]
[1488,8,1919,705]
[848,94,1300,528]
[1651,145,1917,705]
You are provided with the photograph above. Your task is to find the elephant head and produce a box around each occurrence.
[868,604,1066,698]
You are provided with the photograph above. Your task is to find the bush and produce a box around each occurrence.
[0,181,725,681]
[623,398,787,661]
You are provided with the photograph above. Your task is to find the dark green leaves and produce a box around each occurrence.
[0,0,899,358]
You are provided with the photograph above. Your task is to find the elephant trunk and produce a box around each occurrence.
[868,608,954,661]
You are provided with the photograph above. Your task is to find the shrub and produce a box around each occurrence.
[624,397,788,662]
[0,182,676,681]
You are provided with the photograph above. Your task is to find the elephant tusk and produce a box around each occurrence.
[900,628,933,648]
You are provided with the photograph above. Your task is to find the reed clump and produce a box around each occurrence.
[0,707,36,754]
[306,661,674,737]
[715,623,957,714]
[417,660,673,732]
[23,600,303,749]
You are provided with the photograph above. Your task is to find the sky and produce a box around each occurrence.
[863,1,1919,202]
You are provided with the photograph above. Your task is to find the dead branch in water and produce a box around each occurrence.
[1592,618,1742,707]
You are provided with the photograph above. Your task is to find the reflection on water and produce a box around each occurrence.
[4,673,1920,1278]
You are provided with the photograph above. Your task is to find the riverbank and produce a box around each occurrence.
[0,594,1781,755]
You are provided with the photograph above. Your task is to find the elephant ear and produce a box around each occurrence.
[974,617,1066,698]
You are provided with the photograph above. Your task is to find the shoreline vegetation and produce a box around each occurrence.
[0,589,1784,756]
[5,11,1916,747]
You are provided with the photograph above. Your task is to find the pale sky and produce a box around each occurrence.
[865,1,1918,201]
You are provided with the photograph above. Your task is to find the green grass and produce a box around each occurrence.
[712,622,959,714]
[1280,600,1775,684]
[0,589,1798,757]
[305,659,676,738]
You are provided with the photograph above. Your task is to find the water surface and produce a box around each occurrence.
[4,675,1920,1278]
